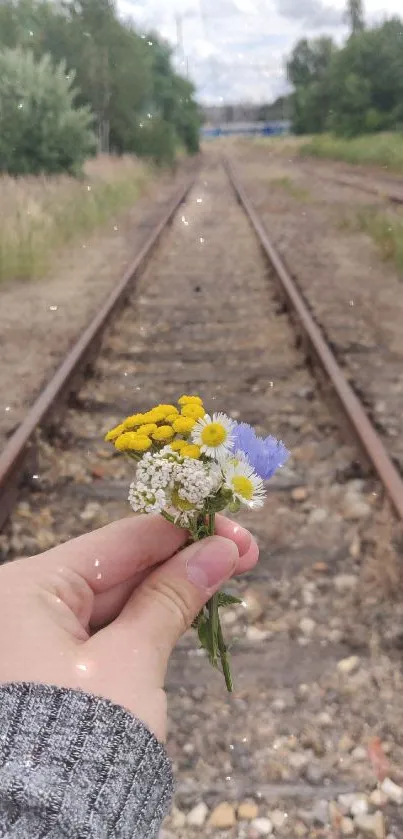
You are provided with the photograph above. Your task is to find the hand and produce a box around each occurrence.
[0,515,258,740]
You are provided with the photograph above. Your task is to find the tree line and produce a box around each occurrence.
[0,0,201,174]
[287,2,403,137]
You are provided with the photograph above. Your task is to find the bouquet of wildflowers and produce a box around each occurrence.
[105,395,288,691]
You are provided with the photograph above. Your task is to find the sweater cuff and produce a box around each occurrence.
[0,682,173,838]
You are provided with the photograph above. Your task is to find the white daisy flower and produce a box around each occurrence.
[222,457,266,508]
[191,412,235,461]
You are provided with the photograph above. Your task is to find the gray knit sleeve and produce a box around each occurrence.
[0,682,173,838]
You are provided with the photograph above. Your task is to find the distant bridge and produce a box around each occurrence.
[201,120,290,138]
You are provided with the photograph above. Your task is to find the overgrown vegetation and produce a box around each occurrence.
[287,11,403,138]
[0,156,150,282]
[0,48,95,175]
[300,133,403,172]
[0,0,201,173]
[339,204,403,275]
[356,210,403,275]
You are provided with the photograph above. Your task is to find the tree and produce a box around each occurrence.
[0,0,201,164]
[287,16,403,137]
[287,37,335,134]
[0,47,96,174]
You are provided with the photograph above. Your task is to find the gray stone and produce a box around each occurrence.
[299,617,316,637]
[246,626,269,642]
[344,496,371,520]
[351,746,367,761]
[187,802,208,827]
[311,800,330,826]
[304,763,325,785]
[243,589,264,622]
[289,753,309,770]
[350,797,368,817]
[318,711,333,727]
[334,574,358,593]
[308,508,328,525]
[268,810,287,829]
[171,806,186,828]
[381,777,403,805]
[354,811,385,839]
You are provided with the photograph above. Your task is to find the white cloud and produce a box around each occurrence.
[118,0,401,104]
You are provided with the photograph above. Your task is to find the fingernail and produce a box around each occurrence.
[186,536,239,590]
[231,524,252,557]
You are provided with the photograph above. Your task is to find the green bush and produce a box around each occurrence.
[0,47,96,175]
[300,132,403,171]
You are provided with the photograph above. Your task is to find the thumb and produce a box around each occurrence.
[117,535,239,671]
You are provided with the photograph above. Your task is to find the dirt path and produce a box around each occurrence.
[2,159,403,838]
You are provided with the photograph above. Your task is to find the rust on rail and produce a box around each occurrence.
[225,159,403,522]
[0,172,196,530]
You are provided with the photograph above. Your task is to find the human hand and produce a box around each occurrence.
[0,515,258,740]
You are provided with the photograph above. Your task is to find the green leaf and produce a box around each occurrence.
[217,592,243,608]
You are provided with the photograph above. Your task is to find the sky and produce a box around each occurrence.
[117,0,402,105]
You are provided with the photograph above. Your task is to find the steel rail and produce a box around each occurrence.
[301,165,403,205]
[225,158,403,522]
[0,172,196,530]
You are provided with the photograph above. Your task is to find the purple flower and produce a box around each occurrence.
[232,422,289,480]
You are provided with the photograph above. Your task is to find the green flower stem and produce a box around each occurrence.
[206,512,233,692]
[217,618,233,692]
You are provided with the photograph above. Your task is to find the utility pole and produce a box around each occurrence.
[175,13,189,78]
[347,0,364,33]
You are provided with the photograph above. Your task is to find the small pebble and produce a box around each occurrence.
[243,589,264,622]
[292,487,308,501]
[352,746,367,761]
[238,801,259,821]
[171,806,186,828]
[337,655,360,674]
[344,497,371,520]
[246,626,269,642]
[299,617,316,637]
[340,816,355,836]
[187,802,208,827]
[311,799,329,825]
[208,801,236,829]
[381,777,403,805]
[268,809,287,829]
[370,789,388,807]
[354,811,385,839]
[334,574,358,593]
[251,817,273,835]
[318,711,333,727]
[308,507,328,524]
[350,797,368,817]
[289,753,309,770]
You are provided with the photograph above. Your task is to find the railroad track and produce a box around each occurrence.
[1,157,403,837]
[300,162,403,205]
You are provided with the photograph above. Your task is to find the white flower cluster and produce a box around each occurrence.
[128,447,222,525]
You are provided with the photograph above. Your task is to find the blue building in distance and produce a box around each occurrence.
[201,120,290,138]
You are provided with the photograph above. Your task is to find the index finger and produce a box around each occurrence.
[34,515,188,593]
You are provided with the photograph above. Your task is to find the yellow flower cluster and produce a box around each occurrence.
[104,395,205,457]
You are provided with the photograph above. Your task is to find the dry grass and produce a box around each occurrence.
[0,155,151,282]
[269,175,310,201]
